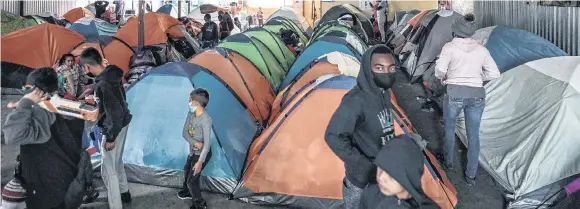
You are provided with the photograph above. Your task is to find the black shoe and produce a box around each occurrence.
[121,191,132,204]
[177,189,193,200]
[465,176,476,186]
[83,186,99,204]
[190,199,207,209]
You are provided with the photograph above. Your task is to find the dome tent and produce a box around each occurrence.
[68,17,118,39]
[318,4,374,44]
[267,7,312,35]
[263,16,310,49]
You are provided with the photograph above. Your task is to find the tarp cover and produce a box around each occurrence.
[68,17,118,39]
[1,10,31,35]
[478,26,568,73]
[456,56,580,200]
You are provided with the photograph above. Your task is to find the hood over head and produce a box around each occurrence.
[97,65,124,84]
[356,44,395,95]
[374,134,434,206]
[450,37,480,52]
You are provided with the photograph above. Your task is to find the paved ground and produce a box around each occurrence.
[1,71,578,209]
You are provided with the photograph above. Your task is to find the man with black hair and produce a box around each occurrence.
[3,67,86,209]
[201,14,219,48]
[80,47,133,209]
[325,45,397,209]
[177,88,212,209]
[218,15,230,40]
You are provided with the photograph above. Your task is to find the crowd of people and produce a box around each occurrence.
[1,1,502,209]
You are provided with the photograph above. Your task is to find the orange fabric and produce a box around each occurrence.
[1,24,86,69]
[422,151,458,208]
[188,50,274,122]
[269,62,340,125]
[103,40,134,74]
[64,7,95,23]
[114,12,184,47]
[408,10,430,28]
[244,88,348,199]
[71,42,105,60]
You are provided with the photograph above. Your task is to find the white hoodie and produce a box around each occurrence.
[435,38,500,88]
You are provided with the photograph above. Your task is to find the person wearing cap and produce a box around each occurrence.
[359,134,438,209]
[435,13,500,186]
[3,67,87,209]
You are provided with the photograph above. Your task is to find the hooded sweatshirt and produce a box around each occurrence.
[359,134,438,209]
[325,45,395,189]
[94,65,132,142]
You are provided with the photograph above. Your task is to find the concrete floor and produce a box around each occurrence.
[1,71,578,209]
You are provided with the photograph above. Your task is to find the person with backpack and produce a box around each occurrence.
[359,134,439,209]
[80,48,133,208]
[201,14,219,48]
[3,67,87,209]
[435,14,500,186]
[325,45,397,209]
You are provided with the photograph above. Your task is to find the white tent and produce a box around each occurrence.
[456,56,580,205]
[267,7,312,35]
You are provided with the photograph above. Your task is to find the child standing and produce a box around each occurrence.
[177,88,212,209]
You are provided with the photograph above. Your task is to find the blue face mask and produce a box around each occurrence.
[189,103,198,113]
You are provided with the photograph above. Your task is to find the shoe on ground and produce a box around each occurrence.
[177,189,193,200]
[83,186,99,204]
[121,191,132,204]
[465,176,476,186]
[190,199,207,209]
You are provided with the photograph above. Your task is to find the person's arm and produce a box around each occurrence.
[435,44,452,80]
[98,85,125,142]
[182,114,196,144]
[325,98,371,166]
[197,119,212,163]
[482,50,501,81]
[3,98,55,145]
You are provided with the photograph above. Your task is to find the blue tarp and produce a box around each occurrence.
[486,26,567,73]
[68,17,117,39]
[279,37,360,90]
[122,62,257,189]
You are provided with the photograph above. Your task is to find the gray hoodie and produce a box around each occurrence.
[182,111,212,163]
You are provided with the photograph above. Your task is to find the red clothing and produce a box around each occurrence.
[286,44,296,55]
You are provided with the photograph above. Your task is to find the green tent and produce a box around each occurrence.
[1,10,31,35]
[263,16,309,48]
[244,27,295,72]
[308,22,369,56]
[218,33,287,89]
[24,15,47,26]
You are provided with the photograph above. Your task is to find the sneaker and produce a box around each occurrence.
[121,191,132,204]
[177,190,193,200]
[83,186,99,204]
[465,176,476,186]
[190,199,207,209]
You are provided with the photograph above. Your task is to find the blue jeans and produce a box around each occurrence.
[443,95,485,178]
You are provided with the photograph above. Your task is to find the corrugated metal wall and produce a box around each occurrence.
[475,1,579,56]
[1,0,78,17]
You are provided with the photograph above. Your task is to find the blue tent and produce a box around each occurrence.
[121,62,257,193]
[157,4,179,18]
[68,17,117,39]
[279,36,361,91]
[475,26,567,72]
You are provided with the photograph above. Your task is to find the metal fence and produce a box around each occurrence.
[475,0,579,56]
[1,0,78,17]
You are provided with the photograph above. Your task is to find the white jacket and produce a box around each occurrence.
[435,38,500,87]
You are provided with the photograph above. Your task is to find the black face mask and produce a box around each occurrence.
[373,72,396,89]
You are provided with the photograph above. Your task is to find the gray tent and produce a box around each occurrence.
[456,56,580,208]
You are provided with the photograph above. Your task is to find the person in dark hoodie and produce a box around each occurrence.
[80,47,133,209]
[3,67,87,209]
[359,134,439,209]
[325,45,397,209]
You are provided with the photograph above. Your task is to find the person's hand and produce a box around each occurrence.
[192,161,203,176]
[7,101,18,108]
[104,142,115,151]
[194,141,203,150]
[23,88,45,103]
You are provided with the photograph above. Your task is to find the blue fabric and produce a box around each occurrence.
[316,75,357,90]
[280,40,358,90]
[68,17,117,39]
[443,95,485,178]
[156,4,175,15]
[123,62,256,181]
[486,26,567,73]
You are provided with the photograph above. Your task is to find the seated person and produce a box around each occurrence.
[359,135,438,209]
[279,28,299,55]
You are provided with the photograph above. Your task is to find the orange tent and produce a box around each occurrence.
[64,7,95,23]
[1,23,86,69]
[188,49,274,123]
[104,12,184,73]
[233,74,457,208]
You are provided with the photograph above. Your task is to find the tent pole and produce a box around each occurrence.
[138,0,145,52]
[19,0,24,16]
[187,1,191,14]
[178,0,182,17]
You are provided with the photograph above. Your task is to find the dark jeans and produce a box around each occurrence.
[183,152,212,202]
[443,95,485,178]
